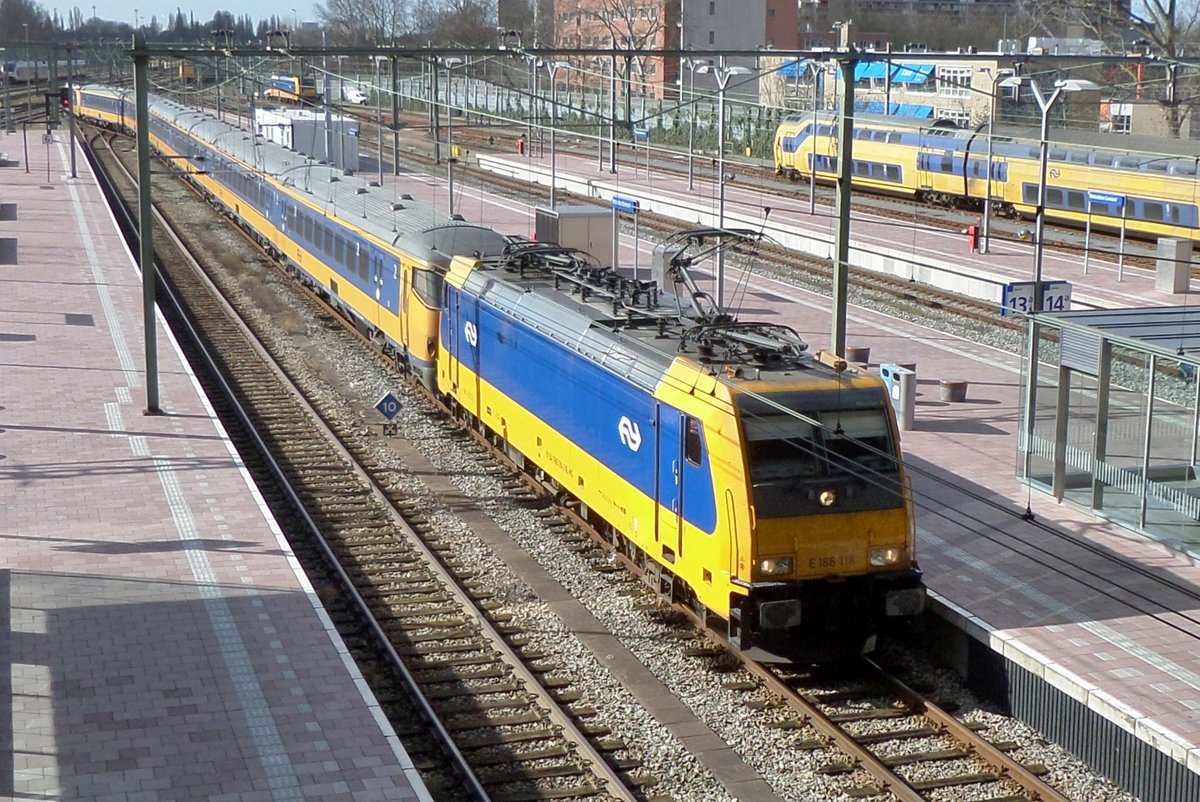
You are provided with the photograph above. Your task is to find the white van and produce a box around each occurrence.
[341,85,368,105]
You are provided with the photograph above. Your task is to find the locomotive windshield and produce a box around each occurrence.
[739,397,902,519]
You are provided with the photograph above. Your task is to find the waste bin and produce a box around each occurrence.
[880,363,916,431]
[966,224,979,253]
[517,136,525,156]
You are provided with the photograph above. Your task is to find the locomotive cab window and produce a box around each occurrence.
[685,417,703,466]
[823,410,896,475]
[740,401,901,519]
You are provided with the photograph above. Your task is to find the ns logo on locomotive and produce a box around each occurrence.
[74,84,925,662]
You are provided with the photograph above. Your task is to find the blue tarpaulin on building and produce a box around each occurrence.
[891,63,936,84]
[854,100,934,118]
[780,58,814,77]
[835,61,890,81]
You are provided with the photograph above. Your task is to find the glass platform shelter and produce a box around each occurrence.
[1020,306,1200,553]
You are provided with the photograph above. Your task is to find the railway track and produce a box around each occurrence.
[80,111,1131,801]
[745,658,1070,801]
[350,100,1161,274]
[84,125,643,802]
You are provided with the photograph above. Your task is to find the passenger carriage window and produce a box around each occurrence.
[1046,188,1064,208]
[1066,190,1086,211]
[411,267,444,307]
[1145,202,1165,222]
[1068,151,1090,163]
[335,236,345,264]
[358,246,369,279]
[884,165,901,182]
[685,417,703,466]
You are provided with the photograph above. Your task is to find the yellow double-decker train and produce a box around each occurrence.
[262,74,321,104]
[775,111,1200,242]
[76,84,926,661]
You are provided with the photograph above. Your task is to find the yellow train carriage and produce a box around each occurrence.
[73,85,507,389]
[775,111,1200,242]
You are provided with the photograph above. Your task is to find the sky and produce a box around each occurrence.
[82,2,317,28]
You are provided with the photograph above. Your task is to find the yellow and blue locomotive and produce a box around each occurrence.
[439,237,924,659]
[74,85,925,660]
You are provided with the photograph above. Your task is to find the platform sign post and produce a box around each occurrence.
[1118,200,1128,282]
[1002,280,1072,317]
[375,391,403,435]
[611,195,640,280]
[632,127,649,178]
[1084,191,1123,276]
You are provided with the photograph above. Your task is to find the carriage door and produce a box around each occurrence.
[656,407,684,564]
[916,136,933,192]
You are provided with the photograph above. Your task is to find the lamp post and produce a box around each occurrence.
[1008,75,1075,485]
[682,57,702,190]
[441,56,463,216]
[1,48,11,134]
[608,37,617,172]
[542,59,569,208]
[979,67,1012,254]
[590,55,607,171]
[807,61,822,214]
[1010,76,1069,312]
[697,57,752,310]
[22,25,31,123]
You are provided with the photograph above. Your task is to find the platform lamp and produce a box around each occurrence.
[697,57,752,310]
[1000,75,1080,313]
[440,56,464,216]
[978,66,1014,254]
[682,56,703,191]
[541,59,570,208]
[1,48,12,134]
[1002,74,1080,486]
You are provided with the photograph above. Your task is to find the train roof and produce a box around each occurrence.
[100,86,510,263]
[452,238,874,398]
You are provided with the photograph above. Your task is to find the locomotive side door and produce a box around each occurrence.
[655,406,683,564]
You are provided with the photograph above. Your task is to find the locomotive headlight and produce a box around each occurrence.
[758,556,794,577]
[818,489,837,507]
[869,547,905,567]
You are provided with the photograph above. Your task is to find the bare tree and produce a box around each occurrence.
[413,0,499,45]
[571,0,668,130]
[0,0,51,40]
[1025,0,1200,136]
[316,0,412,44]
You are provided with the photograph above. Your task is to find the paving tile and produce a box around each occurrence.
[0,130,431,802]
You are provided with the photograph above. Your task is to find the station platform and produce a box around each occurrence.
[385,145,1200,800]
[0,132,432,801]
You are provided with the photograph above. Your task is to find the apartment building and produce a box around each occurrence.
[553,0,795,98]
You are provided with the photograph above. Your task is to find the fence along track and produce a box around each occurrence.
[87,126,642,802]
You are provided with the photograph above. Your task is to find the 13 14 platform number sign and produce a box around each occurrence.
[1001,280,1072,317]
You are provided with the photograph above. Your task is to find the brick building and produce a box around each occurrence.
[552,0,797,99]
